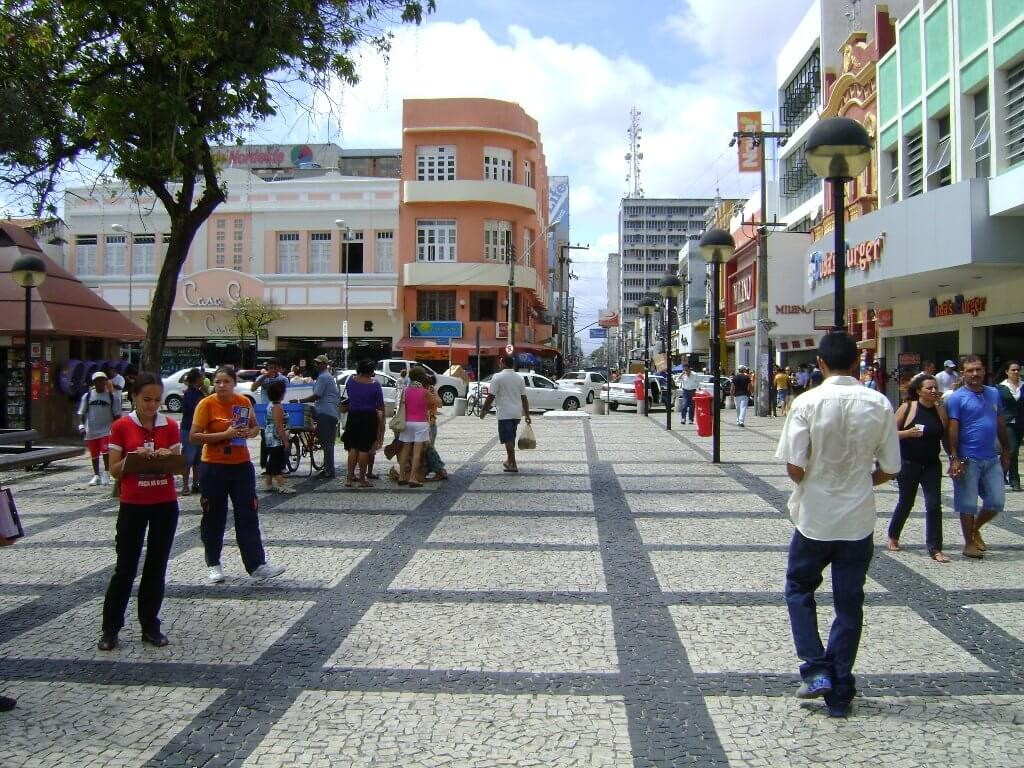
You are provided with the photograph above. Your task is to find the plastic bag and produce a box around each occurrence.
[517,421,537,450]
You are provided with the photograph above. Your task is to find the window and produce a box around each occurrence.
[104,234,126,275]
[483,146,513,182]
[277,232,299,274]
[417,290,456,321]
[781,148,818,204]
[470,291,498,321]
[926,115,952,187]
[523,228,534,263]
[971,87,991,178]
[232,219,244,271]
[341,230,364,274]
[375,231,395,272]
[885,150,900,202]
[905,130,924,197]
[309,232,332,274]
[523,160,533,188]
[1005,60,1024,169]
[75,235,97,275]
[214,218,226,266]
[132,234,155,275]
[780,49,821,132]
[416,145,456,181]
[416,219,457,262]
[483,220,511,262]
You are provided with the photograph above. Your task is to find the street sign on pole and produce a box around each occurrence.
[589,327,608,339]
[342,320,349,350]
[505,344,514,354]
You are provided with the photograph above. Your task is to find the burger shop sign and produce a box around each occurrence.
[808,234,885,288]
[929,294,987,318]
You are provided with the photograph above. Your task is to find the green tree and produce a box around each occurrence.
[230,297,284,367]
[0,0,433,371]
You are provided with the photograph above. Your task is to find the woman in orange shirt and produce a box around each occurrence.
[190,366,285,584]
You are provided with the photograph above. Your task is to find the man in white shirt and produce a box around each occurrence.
[677,365,701,424]
[775,331,901,718]
[479,355,531,472]
[934,359,959,393]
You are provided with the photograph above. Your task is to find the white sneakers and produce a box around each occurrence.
[100,471,111,485]
[277,486,296,495]
[251,563,286,581]
[87,474,101,487]
[207,565,225,584]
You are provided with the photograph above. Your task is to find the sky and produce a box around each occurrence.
[285,0,816,352]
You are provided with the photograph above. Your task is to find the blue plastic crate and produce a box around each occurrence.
[254,402,307,428]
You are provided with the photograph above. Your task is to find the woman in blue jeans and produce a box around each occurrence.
[886,373,950,562]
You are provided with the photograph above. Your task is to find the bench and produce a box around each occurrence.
[0,430,39,446]
[0,445,84,481]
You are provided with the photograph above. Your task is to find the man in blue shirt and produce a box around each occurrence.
[298,355,341,479]
[251,359,289,474]
[946,355,1011,559]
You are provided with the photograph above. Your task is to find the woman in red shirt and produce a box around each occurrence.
[99,373,182,651]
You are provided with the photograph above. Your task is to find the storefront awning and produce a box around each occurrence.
[395,337,560,358]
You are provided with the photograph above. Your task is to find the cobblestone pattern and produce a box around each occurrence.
[0,411,1021,767]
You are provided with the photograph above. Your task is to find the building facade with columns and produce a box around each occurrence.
[64,161,400,373]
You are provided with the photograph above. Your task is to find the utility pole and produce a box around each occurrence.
[506,233,517,351]
[731,126,788,417]
[557,243,589,364]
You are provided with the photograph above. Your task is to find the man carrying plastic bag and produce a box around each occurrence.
[479,354,532,473]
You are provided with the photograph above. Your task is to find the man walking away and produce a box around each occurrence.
[678,365,700,424]
[79,371,122,486]
[776,331,901,718]
[479,355,531,473]
[794,364,809,397]
[935,360,959,394]
[298,355,341,479]
[731,366,752,427]
[946,355,1011,558]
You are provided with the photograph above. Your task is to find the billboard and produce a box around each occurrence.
[737,112,762,173]
[589,327,608,339]
[548,176,570,268]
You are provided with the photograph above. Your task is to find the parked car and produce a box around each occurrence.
[469,372,584,411]
[376,358,467,406]
[602,373,667,411]
[557,370,608,404]
[160,367,215,412]
[690,374,732,406]
[336,370,400,409]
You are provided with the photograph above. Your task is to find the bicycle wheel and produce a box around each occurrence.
[465,396,478,416]
[309,432,325,471]
[285,435,301,474]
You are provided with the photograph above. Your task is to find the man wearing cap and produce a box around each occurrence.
[935,360,960,394]
[297,355,341,479]
[79,371,122,486]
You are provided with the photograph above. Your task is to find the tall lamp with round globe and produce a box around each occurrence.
[699,229,735,464]
[637,296,657,415]
[658,272,683,431]
[804,116,873,330]
[11,254,47,447]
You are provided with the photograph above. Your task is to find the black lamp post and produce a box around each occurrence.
[637,296,657,416]
[11,254,47,446]
[804,116,873,330]
[699,229,736,464]
[658,272,683,430]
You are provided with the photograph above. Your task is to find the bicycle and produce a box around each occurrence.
[465,392,481,417]
[284,426,324,475]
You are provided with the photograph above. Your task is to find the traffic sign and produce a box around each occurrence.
[505,344,514,354]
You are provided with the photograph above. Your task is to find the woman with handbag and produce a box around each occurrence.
[341,359,385,488]
[886,373,951,562]
[396,366,440,487]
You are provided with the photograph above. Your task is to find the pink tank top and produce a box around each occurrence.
[404,386,429,422]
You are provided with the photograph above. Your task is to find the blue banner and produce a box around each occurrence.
[409,321,463,339]
[589,327,608,339]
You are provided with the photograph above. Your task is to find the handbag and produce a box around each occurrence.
[339,381,350,414]
[388,390,407,432]
[517,421,537,450]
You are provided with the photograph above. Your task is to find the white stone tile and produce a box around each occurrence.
[26,515,199,544]
[967,602,1024,643]
[242,691,633,768]
[612,463,726,477]
[468,475,592,491]
[391,550,606,592]
[0,597,314,665]
[166,545,368,588]
[261,512,405,542]
[274,491,427,511]
[326,602,617,673]
[884,549,1024,591]
[705,695,1024,767]
[626,492,780,515]
[450,491,594,513]
[0,594,39,615]
[479,462,590,475]
[0,681,223,767]
[617,475,748,492]
[429,515,599,545]
[637,517,795,546]
[670,605,991,674]
[0,546,111,585]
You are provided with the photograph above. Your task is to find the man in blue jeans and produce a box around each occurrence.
[776,331,901,717]
[946,355,1011,559]
[298,355,341,479]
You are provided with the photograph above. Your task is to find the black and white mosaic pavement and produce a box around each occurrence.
[1,410,1023,767]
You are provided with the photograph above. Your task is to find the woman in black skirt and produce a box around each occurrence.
[341,358,385,488]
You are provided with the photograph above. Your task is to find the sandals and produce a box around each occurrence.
[930,551,951,563]
[886,538,900,552]
[344,476,355,488]
[502,462,519,473]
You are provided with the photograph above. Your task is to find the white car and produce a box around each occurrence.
[470,372,583,412]
[336,370,400,410]
[557,370,608,404]
[376,358,467,406]
[160,367,215,412]
[603,373,667,411]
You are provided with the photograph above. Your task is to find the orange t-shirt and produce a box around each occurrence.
[191,394,253,464]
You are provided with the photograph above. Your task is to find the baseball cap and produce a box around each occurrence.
[943,359,956,368]
[313,354,330,365]
[91,371,108,381]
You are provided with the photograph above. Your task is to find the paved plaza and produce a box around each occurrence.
[1,412,1023,767]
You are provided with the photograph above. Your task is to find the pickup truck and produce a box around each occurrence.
[376,358,468,406]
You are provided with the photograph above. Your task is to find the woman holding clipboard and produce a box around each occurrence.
[190,366,285,584]
[98,373,183,651]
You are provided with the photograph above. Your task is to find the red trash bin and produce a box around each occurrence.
[693,391,713,437]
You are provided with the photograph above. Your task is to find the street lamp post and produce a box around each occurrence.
[637,296,657,416]
[658,272,683,431]
[335,219,351,370]
[804,117,873,330]
[11,255,47,448]
[700,229,736,464]
[110,224,133,365]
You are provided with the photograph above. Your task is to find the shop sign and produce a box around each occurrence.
[409,321,463,340]
[808,234,885,287]
[737,112,762,173]
[415,348,450,361]
[729,264,755,314]
[204,314,234,335]
[928,294,987,318]
[774,305,812,315]
[898,352,921,367]
[875,309,893,328]
[495,321,509,339]
[183,278,243,307]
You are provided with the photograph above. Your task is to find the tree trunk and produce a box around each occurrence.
[140,217,201,373]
